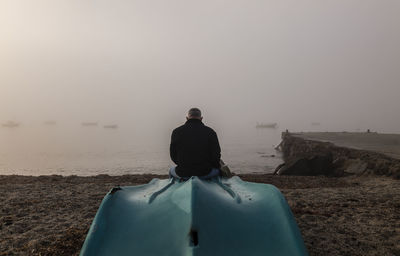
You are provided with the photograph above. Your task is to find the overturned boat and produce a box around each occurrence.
[80,176,308,256]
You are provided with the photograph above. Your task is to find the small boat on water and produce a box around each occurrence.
[2,121,20,128]
[311,122,321,126]
[44,120,57,125]
[256,122,278,129]
[81,177,308,256]
[81,122,98,126]
[103,125,118,129]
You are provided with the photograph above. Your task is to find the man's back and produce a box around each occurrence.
[170,118,221,177]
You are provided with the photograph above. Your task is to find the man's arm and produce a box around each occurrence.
[170,130,178,165]
[210,131,221,168]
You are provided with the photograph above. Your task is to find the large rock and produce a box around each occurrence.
[309,154,333,176]
[342,159,368,175]
[277,154,335,176]
[277,158,312,176]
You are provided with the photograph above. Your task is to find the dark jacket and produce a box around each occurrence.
[170,119,221,177]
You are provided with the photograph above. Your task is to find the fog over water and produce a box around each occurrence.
[1,0,399,175]
[0,123,285,175]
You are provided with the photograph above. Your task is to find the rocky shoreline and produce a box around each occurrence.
[1,174,399,255]
[278,132,400,178]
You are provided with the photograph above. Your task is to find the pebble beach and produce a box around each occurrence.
[1,174,399,256]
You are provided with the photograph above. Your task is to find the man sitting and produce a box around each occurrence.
[169,108,221,179]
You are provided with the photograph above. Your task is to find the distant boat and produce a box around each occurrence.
[256,123,277,129]
[311,122,321,126]
[103,125,119,129]
[44,120,57,125]
[2,121,20,128]
[82,122,98,126]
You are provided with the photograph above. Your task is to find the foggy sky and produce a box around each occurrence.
[1,0,400,133]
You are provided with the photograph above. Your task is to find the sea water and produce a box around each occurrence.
[0,123,283,176]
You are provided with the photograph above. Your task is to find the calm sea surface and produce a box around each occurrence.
[0,124,283,176]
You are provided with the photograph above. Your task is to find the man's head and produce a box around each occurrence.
[187,108,203,120]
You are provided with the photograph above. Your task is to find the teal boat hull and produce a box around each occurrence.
[80,176,308,256]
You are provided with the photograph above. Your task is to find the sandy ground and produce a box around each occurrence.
[0,174,399,256]
[293,132,400,159]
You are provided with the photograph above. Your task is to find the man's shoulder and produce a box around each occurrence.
[203,125,217,135]
[172,124,186,133]
[173,122,217,135]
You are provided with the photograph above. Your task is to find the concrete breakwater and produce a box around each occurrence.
[279,132,400,179]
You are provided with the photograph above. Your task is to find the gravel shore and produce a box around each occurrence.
[0,174,399,256]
